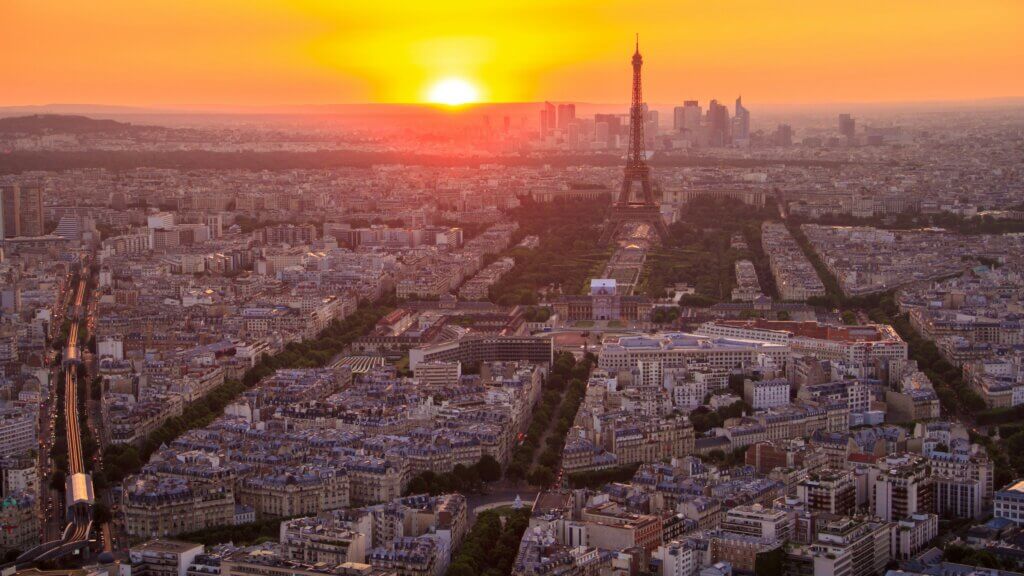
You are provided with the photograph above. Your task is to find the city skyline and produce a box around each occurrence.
[3,0,1024,109]
[5,3,1024,574]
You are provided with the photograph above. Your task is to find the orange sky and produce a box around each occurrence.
[3,0,1023,109]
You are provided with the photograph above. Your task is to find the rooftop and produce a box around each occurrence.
[132,539,204,554]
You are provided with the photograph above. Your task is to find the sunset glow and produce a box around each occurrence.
[426,78,480,106]
[2,0,1023,108]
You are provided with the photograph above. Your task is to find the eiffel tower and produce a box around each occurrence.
[600,36,670,245]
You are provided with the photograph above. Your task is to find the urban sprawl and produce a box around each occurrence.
[1,50,1024,576]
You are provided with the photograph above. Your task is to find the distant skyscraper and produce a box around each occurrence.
[775,123,794,146]
[540,101,556,137]
[19,184,44,237]
[566,123,581,148]
[645,108,659,147]
[673,106,685,131]
[0,186,15,238]
[839,113,856,140]
[595,113,622,145]
[707,100,730,147]
[557,103,576,130]
[1,184,45,238]
[677,101,702,141]
[673,103,701,133]
[733,96,751,142]
[110,191,127,211]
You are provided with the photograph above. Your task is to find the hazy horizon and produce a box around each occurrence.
[4,95,1024,119]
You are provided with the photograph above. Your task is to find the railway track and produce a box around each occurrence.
[13,277,93,565]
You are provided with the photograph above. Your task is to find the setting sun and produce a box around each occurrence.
[426,78,480,106]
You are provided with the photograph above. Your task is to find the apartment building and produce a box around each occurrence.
[797,469,856,515]
[869,454,935,522]
[236,468,350,518]
[123,475,235,539]
[0,408,37,458]
[744,378,790,410]
[720,504,792,542]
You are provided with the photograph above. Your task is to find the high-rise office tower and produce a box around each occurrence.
[733,96,751,142]
[0,185,15,238]
[645,108,659,146]
[557,103,576,130]
[839,113,856,140]
[681,101,702,137]
[707,100,730,147]
[540,101,556,137]
[1,184,45,238]
[19,184,44,236]
[673,106,685,131]
[566,123,581,149]
[594,114,622,145]
[673,103,703,134]
[775,124,794,146]
[110,191,127,211]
